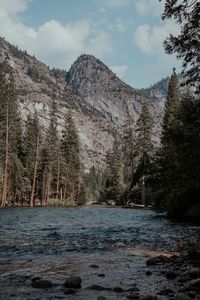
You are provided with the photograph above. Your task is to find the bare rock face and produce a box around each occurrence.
[0,38,165,169]
[67,54,165,142]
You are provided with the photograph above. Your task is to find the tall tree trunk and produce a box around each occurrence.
[1,106,9,207]
[46,164,52,202]
[30,135,39,207]
[56,159,60,199]
[141,175,145,207]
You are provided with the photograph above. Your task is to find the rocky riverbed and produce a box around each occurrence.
[0,207,200,299]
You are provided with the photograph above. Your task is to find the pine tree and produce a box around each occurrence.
[23,113,40,207]
[41,98,59,202]
[61,110,81,205]
[136,101,154,162]
[0,70,23,206]
[161,68,180,147]
[161,0,200,91]
[122,112,136,186]
[162,91,200,217]
[105,137,124,205]
[134,101,154,206]
[159,69,180,202]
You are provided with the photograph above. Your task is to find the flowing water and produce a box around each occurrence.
[0,207,200,299]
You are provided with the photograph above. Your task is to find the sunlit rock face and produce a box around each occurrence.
[0,38,165,169]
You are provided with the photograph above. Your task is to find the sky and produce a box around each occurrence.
[0,0,181,88]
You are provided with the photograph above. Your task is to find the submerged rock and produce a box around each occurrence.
[146,270,152,276]
[64,276,81,289]
[189,267,200,279]
[189,278,200,290]
[90,264,99,268]
[64,287,76,294]
[127,294,140,299]
[31,278,52,289]
[157,288,174,296]
[165,270,177,279]
[113,287,124,293]
[87,284,111,291]
[97,273,105,277]
[146,255,170,266]
[139,295,157,300]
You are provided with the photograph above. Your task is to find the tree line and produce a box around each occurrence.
[0,66,92,207]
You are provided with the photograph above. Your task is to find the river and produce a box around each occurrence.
[0,207,200,299]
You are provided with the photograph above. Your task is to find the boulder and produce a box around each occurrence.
[64,276,81,289]
[31,278,52,289]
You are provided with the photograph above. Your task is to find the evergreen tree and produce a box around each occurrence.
[161,68,180,147]
[0,70,24,206]
[104,137,124,205]
[156,69,180,208]
[122,112,136,186]
[136,101,154,162]
[61,110,81,205]
[161,0,200,91]
[133,101,154,206]
[41,98,59,202]
[23,113,40,206]
[162,91,200,217]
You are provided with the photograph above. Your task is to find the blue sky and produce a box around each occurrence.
[0,0,181,88]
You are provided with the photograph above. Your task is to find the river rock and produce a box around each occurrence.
[173,293,192,300]
[189,268,200,279]
[97,297,107,300]
[146,256,170,266]
[87,284,111,291]
[157,288,174,296]
[31,278,52,289]
[113,287,124,293]
[64,276,81,288]
[64,287,76,294]
[165,270,177,279]
[189,278,200,290]
[146,270,152,276]
[126,293,140,300]
[90,264,99,268]
[127,294,139,300]
[97,273,105,277]
[139,295,157,300]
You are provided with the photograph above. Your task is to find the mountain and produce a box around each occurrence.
[139,77,169,102]
[0,37,165,169]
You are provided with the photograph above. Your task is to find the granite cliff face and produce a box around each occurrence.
[67,54,165,140]
[0,37,166,169]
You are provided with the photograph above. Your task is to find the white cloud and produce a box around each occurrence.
[134,22,179,54]
[87,32,112,58]
[0,0,112,69]
[102,0,130,8]
[0,0,29,14]
[111,65,127,79]
[133,0,164,17]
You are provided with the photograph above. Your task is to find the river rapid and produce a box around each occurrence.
[0,207,200,299]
